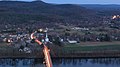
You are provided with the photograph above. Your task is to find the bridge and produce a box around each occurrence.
[31,29,53,67]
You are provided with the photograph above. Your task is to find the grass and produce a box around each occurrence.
[0,42,120,58]
[0,42,120,56]
[63,43,120,52]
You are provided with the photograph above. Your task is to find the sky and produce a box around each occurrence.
[43,0,120,4]
[16,0,120,4]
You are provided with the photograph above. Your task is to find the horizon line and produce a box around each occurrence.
[0,1,120,5]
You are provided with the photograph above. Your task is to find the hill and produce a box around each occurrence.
[0,1,99,28]
[81,4,120,16]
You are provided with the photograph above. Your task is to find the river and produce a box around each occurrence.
[0,58,120,67]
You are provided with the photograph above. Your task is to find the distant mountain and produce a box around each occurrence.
[81,4,120,10]
[81,4,120,16]
[0,1,98,26]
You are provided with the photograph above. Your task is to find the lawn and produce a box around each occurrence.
[63,42,120,52]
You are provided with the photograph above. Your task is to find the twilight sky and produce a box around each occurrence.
[20,0,120,4]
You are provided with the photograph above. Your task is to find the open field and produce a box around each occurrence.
[1,41,120,53]
[65,41,120,47]
[79,41,120,46]
[63,41,120,52]
[64,44,120,52]
[0,42,120,58]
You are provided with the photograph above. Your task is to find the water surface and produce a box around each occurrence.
[0,58,120,67]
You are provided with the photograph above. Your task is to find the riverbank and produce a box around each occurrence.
[0,42,120,58]
[0,51,120,59]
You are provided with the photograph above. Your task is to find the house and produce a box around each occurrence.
[68,40,77,44]
[67,39,77,44]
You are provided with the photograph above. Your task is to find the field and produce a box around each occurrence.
[62,41,120,52]
[0,42,120,58]
[1,42,120,52]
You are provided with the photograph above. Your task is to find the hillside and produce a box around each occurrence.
[81,4,120,16]
[0,1,99,28]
